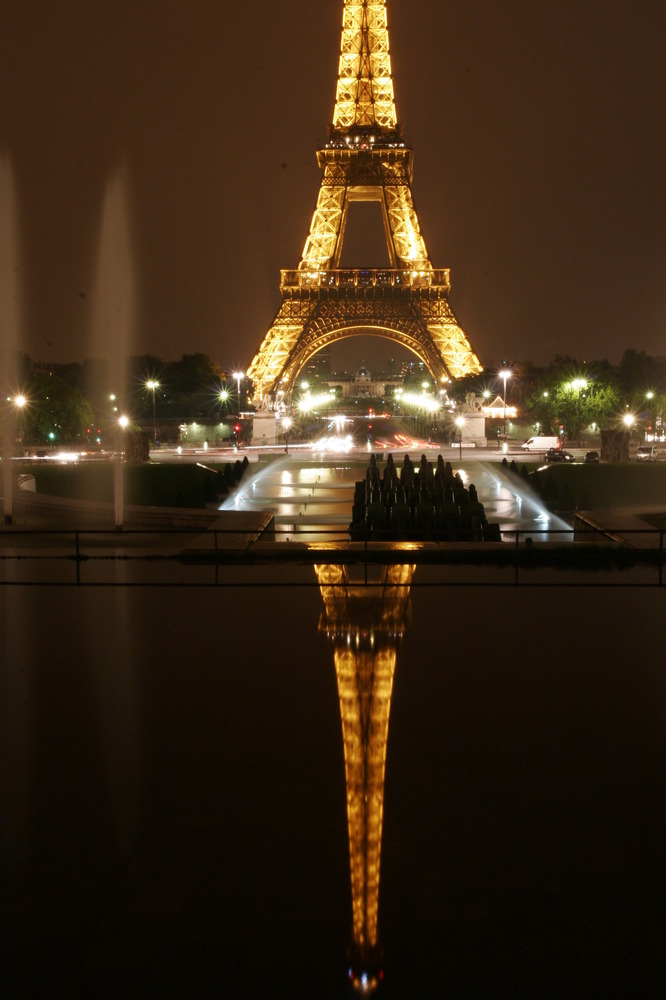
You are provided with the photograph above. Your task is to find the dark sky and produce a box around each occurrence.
[1,0,665,372]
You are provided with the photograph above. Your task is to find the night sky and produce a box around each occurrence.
[1,0,665,371]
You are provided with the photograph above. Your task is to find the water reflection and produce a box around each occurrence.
[315,562,415,993]
[227,456,572,543]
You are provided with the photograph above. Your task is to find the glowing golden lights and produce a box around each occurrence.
[333,1,397,130]
[316,563,414,964]
[245,0,482,404]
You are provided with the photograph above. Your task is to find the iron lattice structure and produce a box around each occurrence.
[246,0,482,405]
[315,561,414,981]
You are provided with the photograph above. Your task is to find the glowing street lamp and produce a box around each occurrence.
[233,371,244,413]
[570,378,587,448]
[646,391,655,441]
[14,394,26,452]
[283,416,292,454]
[455,415,465,460]
[145,379,159,445]
[499,369,511,438]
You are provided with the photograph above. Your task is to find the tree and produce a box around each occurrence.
[24,372,94,444]
[159,354,224,418]
[618,349,656,395]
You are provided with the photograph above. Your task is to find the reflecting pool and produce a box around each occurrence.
[1,563,664,994]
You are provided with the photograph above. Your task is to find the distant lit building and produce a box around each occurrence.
[328,366,401,399]
[482,394,518,420]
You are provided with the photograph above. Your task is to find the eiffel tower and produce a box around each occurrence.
[315,560,415,992]
[246,0,482,407]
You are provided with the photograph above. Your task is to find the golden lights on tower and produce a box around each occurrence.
[246,0,482,405]
[333,1,397,130]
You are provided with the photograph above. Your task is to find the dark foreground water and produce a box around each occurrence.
[1,575,665,997]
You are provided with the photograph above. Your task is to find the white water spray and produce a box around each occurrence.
[0,152,21,524]
[90,163,136,528]
[475,461,572,539]
[218,455,292,511]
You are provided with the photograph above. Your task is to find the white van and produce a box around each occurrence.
[521,436,559,451]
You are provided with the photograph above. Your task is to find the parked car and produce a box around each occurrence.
[544,448,575,463]
[636,446,658,461]
[584,451,600,463]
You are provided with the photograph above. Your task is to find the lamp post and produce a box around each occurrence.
[233,371,244,414]
[15,394,26,454]
[571,378,587,448]
[145,379,159,446]
[283,416,292,454]
[623,412,635,457]
[499,369,511,439]
[455,415,464,460]
[115,414,129,529]
[646,391,654,441]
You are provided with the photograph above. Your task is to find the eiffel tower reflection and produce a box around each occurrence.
[315,561,415,993]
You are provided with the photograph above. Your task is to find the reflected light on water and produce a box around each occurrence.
[316,561,415,991]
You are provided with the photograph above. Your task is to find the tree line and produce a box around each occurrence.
[451,349,666,440]
[6,347,666,446]
[8,353,249,446]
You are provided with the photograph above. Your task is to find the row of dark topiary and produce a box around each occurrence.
[349,457,500,542]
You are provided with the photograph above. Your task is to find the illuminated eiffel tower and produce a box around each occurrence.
[246,0,482,407]
[315,560,414,992]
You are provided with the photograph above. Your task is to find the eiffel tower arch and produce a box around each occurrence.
[246,0,482,407]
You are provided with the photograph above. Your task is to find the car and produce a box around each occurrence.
[636,446,658,461]
[584,451,600,463]
[544,448,575,463]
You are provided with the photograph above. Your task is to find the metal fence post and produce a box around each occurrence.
[515,530,520,586]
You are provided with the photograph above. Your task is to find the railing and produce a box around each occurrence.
[1,527,665,587]
[280,268,451,291]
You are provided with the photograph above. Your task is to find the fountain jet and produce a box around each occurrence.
[90,162,136,528]
[0,152,21,524]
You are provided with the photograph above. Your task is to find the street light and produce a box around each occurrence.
[14,394,26,453]
[283,416,292,454]
[571,378,587,448]
[499,369,511,438]
[145,379,159,446]
[455,415,464,460]
[233,371,244,413]
[646,391,655,441]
